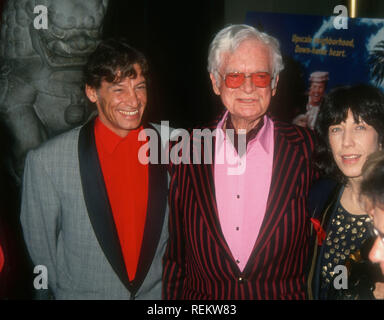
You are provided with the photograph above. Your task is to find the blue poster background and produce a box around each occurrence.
[245,12,384,121]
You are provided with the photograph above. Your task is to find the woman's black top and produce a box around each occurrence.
[319,204,371,299]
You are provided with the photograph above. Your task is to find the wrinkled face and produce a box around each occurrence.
[367,203,384,274]
[210,39,278,126]
[86,64,147,137]
[308,81,326,106]
[328,110,380,180]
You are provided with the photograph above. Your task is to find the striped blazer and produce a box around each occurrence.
[162,117,317,299]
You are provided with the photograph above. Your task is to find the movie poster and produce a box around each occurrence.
[245,12,384,127]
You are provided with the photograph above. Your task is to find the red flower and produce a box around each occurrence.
[310,218,326,246]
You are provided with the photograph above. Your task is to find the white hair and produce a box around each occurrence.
[207,24,284,89]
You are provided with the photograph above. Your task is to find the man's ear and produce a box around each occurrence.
[210,73,221,96]
[85,85,98,103]
[271,74,279,97]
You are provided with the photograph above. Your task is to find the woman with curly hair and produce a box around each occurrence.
[307,84,384,299]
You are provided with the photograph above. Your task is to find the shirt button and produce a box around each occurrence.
[236,227,239,231]
[236,259,240,264]
[238,277,243,282]
[236,195,240,199]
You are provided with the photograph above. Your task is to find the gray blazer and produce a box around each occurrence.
[20,119,169,300]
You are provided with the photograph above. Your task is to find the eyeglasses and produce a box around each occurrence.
[220,72,272,89]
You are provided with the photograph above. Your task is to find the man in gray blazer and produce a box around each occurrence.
[20,39,169,299]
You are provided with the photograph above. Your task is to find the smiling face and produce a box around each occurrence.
[328,109,381,181]
[210,39,278,130]
[85,64,147,137]
[308,81,326,106]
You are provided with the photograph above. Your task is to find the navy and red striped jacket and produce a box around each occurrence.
[162,117,317,299]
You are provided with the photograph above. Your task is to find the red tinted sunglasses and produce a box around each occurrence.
[223,72,272,89]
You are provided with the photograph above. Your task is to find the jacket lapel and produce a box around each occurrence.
[129,124,168,294]
[243,121,308,274]
[311,185,343,299]
[78,118,131,291]
[187,128,239,266]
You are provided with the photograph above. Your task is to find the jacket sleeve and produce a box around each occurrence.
[20,149,61,298]
[162,165,186,299]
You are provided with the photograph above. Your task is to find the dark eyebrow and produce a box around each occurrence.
[106,78,146,90]
[107,83,123,89]
[136,80,147,86]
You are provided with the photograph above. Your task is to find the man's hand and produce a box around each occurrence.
[292,114,308,127]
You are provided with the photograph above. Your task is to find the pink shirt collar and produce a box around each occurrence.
[216,111,272,154]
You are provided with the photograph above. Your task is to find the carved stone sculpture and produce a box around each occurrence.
[0,0,108,182]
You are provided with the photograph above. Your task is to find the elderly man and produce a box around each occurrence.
[163,24,317,299]
[21,39,169,299]
[370,211,384,278]
[361,151,384,277]
[370,211,384,276]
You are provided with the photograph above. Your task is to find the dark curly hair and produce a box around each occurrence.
[83,38,149,89]
[314,84,384,183]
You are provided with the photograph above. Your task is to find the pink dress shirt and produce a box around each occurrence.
[214,111,274,271]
